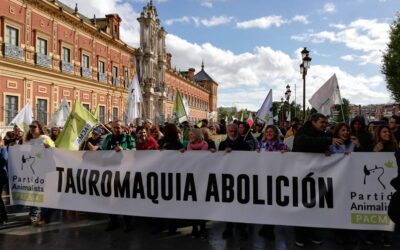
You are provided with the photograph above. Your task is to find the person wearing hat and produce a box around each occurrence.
[80,127,102,151]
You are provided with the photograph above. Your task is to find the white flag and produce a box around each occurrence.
[9,101,33,132]
[126,73,143,122]
[182,96,190,117]
[309,74,342,116]
[256,89,273,125]
[48,97,70,128]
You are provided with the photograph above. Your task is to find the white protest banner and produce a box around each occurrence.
[8,146,397,231]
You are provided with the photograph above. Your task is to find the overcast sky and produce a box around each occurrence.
[63,0,400,110]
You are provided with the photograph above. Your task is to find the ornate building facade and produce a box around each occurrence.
[0,0,217,126]
[136,1,218,124]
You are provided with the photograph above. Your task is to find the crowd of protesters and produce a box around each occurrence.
[1,113,400,247]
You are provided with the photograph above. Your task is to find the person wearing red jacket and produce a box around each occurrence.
[136,127,158,150]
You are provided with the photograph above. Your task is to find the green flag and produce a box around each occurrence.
[172,90,188,123]
[92,105,99,121]
[55,100,98,150]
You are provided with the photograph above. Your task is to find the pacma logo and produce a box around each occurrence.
[20,152,42,175]
[363,161,394,190]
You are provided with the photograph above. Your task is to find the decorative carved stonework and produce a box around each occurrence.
[61,61,74,74]
[98,72,107,83]
[36,53,52,68]
[81,67,92,79]
[4,44,24,60]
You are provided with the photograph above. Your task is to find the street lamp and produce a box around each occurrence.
[285,84,291,121]
[300,47,312,122]
[280,97,284,126]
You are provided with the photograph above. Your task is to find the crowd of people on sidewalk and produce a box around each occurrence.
[0,113,400,247]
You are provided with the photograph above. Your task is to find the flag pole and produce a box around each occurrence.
[337,83,346,123]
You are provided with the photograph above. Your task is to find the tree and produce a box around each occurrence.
[333,98,350,123]
[382,13,400,102]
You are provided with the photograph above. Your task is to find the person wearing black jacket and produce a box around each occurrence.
[218,123,251,240]
[292,113,340,247]
[350,116,373,152]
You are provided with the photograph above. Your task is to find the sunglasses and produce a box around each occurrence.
[29,125,38,128]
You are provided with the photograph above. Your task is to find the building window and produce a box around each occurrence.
[99,61,105,73]
[112,66,119,86]
[62,47,70,62]
[82,103,90,111]
[5,26,18,46]
[5,95,18,125]
[82,54,90,68]
[37,99,48,125]
[124,68,129,88]
[99,106,105,124]
[113,107,118,121]
[37,38,47,55]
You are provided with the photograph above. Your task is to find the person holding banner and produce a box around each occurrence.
[364,124,398,247]
[0,137,8,224]
[256,125,288,240]
[101,120,135,232]
[293,113,334,247]
[187,128,209,239]
[24,120,55,225]
[218,123,251,240]
[136,127,158,150]
[328,123,359,154]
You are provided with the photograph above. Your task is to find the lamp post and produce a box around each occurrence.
[280,97,284,126]
[285,84,292,121]
[300,47,312,122]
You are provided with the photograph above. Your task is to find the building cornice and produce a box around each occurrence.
[166,69,210,93]
[1,57,128,95]
[25,0,136,54]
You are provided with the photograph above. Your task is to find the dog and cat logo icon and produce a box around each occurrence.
[20,152,42,175]
[363,160,394,190]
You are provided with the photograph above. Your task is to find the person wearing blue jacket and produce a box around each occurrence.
[0,137,8,224]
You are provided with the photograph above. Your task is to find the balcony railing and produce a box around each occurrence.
[81,67,92,79]
[98,72,107,83]
[112,77,120,86]
[61,61,74,74]
[4,44,24,60]
[35,53,52,68]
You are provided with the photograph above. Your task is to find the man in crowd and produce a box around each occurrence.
[101,120,135,231]
[80,127,102,151]
[389,115,400,143]
[136,127,158,150]
[292,113,343,247]
[238,121,258,151]
[218,123,251,240]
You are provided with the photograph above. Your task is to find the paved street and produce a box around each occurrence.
[0,208,399,250]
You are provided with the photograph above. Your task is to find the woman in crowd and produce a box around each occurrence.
[257,125,288,152]
[365,124,398,247]
[327,123,359,244]
[187,128,208,151]
[24,120,55,225]
[149,126,163,145]
[201,127,216,151]
[187,128,208,238]
[328,123,360,154]
[373,124,398,152]
[256,125,288,240]
[350,116,373,152]
[0,137,8,224]
[157,123,184,234]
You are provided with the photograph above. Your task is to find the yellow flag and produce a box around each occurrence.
[55,100,98,150]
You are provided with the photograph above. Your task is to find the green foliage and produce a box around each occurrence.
[333,98,351,123]
[382,13,400,102]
